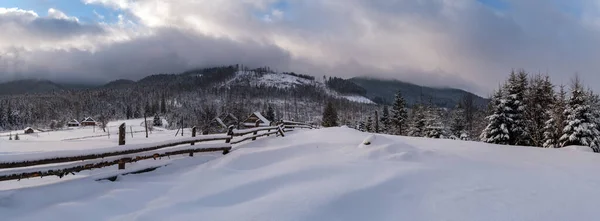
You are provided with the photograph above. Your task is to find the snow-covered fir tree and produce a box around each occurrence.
[480,88,511,145]
[559,77,599,151]
[322,101,338,127]
[366,116,373,132]
[358,121,366,132]
[391,91,408,135]
[374,111,379,133]
[450,104,467,139]
[424,106,445,139]
[543,85,567,148]
[527,74,555,147]
[408,104,426,137]
[380,106,390,134]
[505,70,530,146]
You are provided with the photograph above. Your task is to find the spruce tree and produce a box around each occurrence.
[527,75,555,147]
[424,107,444,138]
[543,85,566,148]
[450,104,466,138]
[480,88,511,145]
[322,101,338,127]
[266,105,275,122]
[366,116,373,132]
[153,114,163,127]
[391,91,408,135]
[380,106,390,134]
[358,121,366,132]
[559,77,599,150]
[374,111,379,133]
[505,70,530,146]
[408,104,426,137]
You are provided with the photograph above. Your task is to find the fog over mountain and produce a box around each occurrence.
[3,1,600,96]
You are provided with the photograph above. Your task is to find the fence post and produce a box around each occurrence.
[252,120,260,141]
[118,123,126,145]
[278,124,285,137]
[118,159,126,170]
[144,114,149,138]
[191,126,197,146]
[226,125,234,143]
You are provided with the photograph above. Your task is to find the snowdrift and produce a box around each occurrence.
[3,127,600,221]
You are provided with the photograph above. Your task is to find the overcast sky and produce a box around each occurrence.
[2,0,600,96]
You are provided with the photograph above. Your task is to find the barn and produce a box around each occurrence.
[242,112,271,128]
[81,117,97,126]
[207,113,239,133]
[24,127,34,134]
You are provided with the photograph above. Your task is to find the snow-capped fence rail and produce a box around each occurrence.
[0,121,308,182]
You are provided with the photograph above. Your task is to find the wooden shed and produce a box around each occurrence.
[81,117,97,126]
[67,119,81,127]
[242,112,271,128]
[24,127,34,134]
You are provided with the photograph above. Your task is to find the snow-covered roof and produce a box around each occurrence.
[215,118,226,128]
[82,117,96,122]
[253,112,270,124]
[68,119,80,124]
[24,127,33,131]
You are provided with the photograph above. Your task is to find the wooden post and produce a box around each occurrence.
[278,124,285,137]
[252,120,260,141]
[225,125,234,143]
[118,159,126,170]
[181,117,184,137]
[191,126,197,146]
[144,114,148,138]
[118,123,126,145]
[130,126,133,138]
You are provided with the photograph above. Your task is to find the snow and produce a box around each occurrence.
[225,71,374,104]
[4,127,600,220]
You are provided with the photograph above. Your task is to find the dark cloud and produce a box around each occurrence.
[1,28,291,83]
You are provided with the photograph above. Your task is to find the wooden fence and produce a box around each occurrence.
[0,121,310,182]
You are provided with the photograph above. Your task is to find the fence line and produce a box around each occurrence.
[0,121,309,182]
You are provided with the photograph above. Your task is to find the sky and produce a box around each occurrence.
[1,0,600,96]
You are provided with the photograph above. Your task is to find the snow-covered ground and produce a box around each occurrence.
[2,127,600,221]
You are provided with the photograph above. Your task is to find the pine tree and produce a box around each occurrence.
[374,111,379,133]
[559,77,599,151]
[153,114,163,127]
[424,106,444,138]
[391,91,408,135]
[366,116,373,132]
[380,106,390,134]
[14,133,19,141]
[543,85,567,148]
[160,95,167,114]
[450,104,466,138]
[358,121,366,132]
[322,101,338,127]
[408,104,426,137]
[266,105,275,122]
[527,75,555,147]
[505,70,530,146]
[480,88,511,145]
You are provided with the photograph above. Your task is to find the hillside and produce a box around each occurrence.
[0,79,66,96]
[349,77,488,108]
[2,127,598,221]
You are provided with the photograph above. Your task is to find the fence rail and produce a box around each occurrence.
[0,121,309,182]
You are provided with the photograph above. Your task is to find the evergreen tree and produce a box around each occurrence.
[322,101,338,127]
[505,70,530,146]
[380,106,390,134]
[408,104,426,137]
[559,77,599,151]
[358,121,366,132]
[153,114,163,127]
[450,104,466,138]
[160,95,167,114]
[424,107,444,138]
[266,105,275,122]
[543,85,567,148]
[366,116,373,132]
[374,111,379,133]
[391,91,408,135]
[480,88,511,145]
[527,75,555,147]
[14,133,19,141]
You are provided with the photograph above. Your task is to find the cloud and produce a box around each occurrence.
[4,1,600,95]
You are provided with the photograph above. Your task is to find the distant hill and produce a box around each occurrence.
[0,79,66,96]
[349,77,488,108]
[102,79,136,89]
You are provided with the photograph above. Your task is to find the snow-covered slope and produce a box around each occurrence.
[224,71,374,104]
[3,127,600,221]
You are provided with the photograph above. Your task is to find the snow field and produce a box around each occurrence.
[2,127,600,221]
